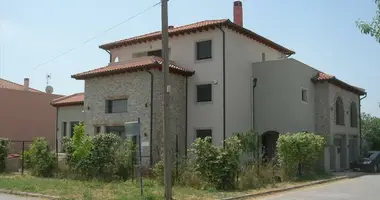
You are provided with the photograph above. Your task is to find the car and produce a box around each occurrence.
[350,151,380,172]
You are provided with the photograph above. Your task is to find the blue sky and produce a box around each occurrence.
[1,0,379,116]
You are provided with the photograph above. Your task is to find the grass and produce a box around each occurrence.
[0,173,338,200]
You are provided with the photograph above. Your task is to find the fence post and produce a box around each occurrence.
[21,141,25,175]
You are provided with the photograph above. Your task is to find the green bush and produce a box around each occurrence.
[115,138,137,181]
[26,137,56,177]
[276,132,325,178]
[190,135,243,190]
[0,138,9,173]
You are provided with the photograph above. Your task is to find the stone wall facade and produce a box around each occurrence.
[84,69,186,166]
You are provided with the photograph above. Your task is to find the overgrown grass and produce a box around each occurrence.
[0,173,337,200]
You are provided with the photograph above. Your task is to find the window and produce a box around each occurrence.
[350,102,358,127]
[196,40,212,60]
[197,84,212,102]
[262,53,266,62]
[301,89,308,102]
[106,126,125,139]
[70,121,80,137]
[95,126,101,134]
[335,97,345,125]
[106,98,128,113]
[196,129,212,143]
[62,122,67,137]
[147,49,162,57]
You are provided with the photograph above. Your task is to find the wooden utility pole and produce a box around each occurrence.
[161,0,172,199]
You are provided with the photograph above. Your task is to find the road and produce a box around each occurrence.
[257,174,380,200]
[0,194,42,200]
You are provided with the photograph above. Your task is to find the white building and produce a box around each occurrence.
[55,1,366,171]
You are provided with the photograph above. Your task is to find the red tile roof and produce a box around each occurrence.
[51,93,84,107]
[71,56,194,80]
[99,19,295,55]
[0,78,41,92]
[313,72,366,95]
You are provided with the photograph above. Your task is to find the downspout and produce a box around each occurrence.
[55,107,59,154]
[185,77,188,157]
[217,25,226,148]
[359,93,367,155]
[144,69,154,166]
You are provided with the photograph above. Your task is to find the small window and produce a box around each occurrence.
[196,40,212,60]
[106,126,125,139]
[95,126,101,134]
[147,49,162,57]
[62,122,67,137]
[106,98,128,113]
[197,84,212,102]
[196,129,212,143]
[262,53,266,62]
[301,89,308,102]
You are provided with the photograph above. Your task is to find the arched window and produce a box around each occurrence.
[336,97,345,125]
[350,102,358,127]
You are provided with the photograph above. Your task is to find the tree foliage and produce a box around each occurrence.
[0,138,9,173]
[26,138,56,177]
[361,112,380,150]
[276,132,325,177]
[357,0,380,43]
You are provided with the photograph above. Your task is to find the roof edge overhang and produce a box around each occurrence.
[99,20,295,56]
[312,78,366,96]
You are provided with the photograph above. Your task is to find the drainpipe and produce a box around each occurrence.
[252,78,258,158]
[217,25,226,148]
[144,69,154,166]
[359,93,367,155]
[185,77,188,157]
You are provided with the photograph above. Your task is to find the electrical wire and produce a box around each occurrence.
[32,1,161,70]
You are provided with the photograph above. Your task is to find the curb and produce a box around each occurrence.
[0,189,59,199]
[220,174,365,200]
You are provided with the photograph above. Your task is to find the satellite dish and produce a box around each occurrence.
[45,85,54,94]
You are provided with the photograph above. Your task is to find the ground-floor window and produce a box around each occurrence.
[196,129,212,143]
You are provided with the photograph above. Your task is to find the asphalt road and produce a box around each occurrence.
[0,194,42,200]
[258,174,380,200]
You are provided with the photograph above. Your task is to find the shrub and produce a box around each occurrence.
[27,137,56,177]
[190,135,243,190]
[276,132,325,178]
[115,138,137,181]
[0,138,9,173]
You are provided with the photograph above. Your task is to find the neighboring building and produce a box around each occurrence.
[51,93,85,152]
[0,78,62,153]
[62,1,365,170]
[251,59,365,172]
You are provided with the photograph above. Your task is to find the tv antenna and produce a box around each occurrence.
[45,74,54,94]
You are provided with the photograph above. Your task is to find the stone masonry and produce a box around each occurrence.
[84,69,186,166]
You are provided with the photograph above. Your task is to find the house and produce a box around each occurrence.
[51,93,85,151]
[59,1,365,171]
[0,78,62,153]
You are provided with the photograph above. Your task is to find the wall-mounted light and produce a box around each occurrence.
[213,80,218,85]
[87,106,90,110]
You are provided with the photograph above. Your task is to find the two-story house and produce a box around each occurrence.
[56,1,366,171]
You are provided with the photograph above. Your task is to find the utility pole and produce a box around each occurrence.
[161,0,172,199]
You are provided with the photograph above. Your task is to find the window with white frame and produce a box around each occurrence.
[301,88,308,102]
[197,84,212,102]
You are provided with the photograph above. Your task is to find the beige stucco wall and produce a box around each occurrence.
[56,105,84,152]
[84,70,186,165]
[0,88,61,153]
[251,59,318,135]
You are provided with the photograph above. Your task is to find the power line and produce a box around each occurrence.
[32,1,161,70]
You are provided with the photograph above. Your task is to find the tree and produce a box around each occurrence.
[356,0,380,42]
[361,112,380,150]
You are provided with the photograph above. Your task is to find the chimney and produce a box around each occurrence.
[233,1,243,26]
[24,78,29,91]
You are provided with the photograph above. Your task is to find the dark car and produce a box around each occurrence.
[350,151,380,172]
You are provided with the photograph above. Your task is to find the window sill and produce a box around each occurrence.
[195,57,213,64]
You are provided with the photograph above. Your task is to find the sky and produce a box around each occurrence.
[0,0,379,116]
